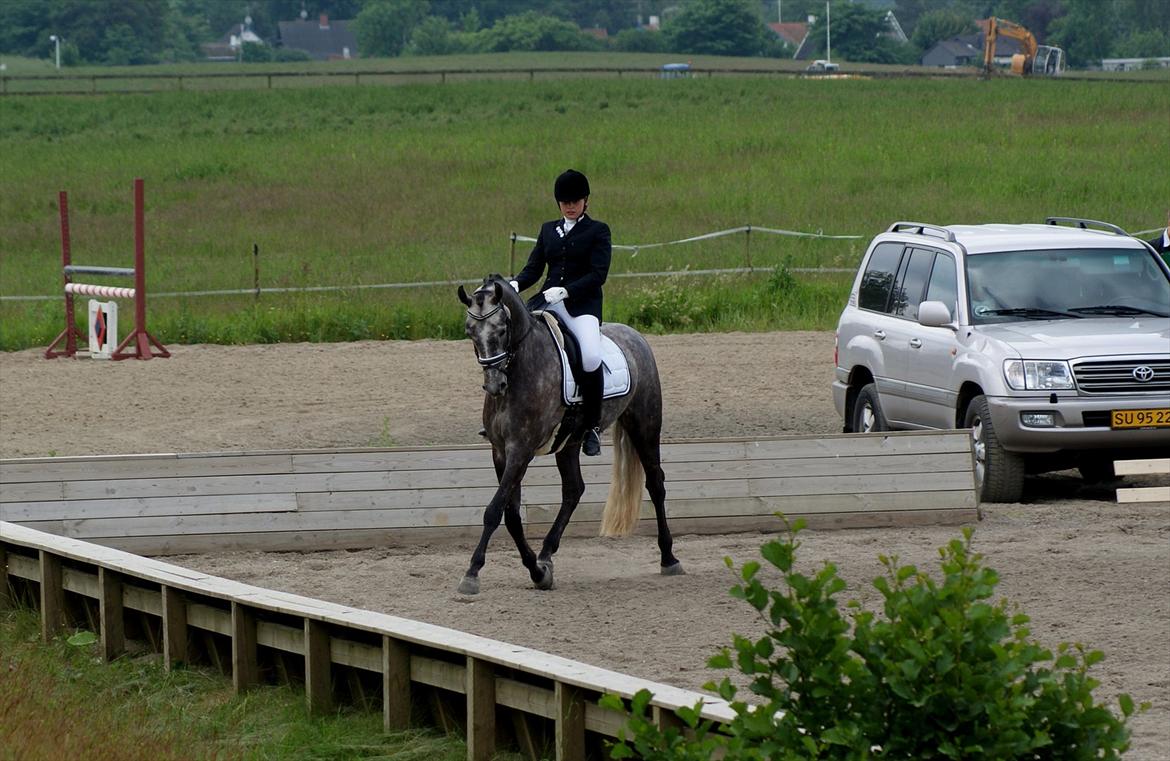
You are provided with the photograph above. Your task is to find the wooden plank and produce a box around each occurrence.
[496,677,556,720]
[413,655,466,693]
[0,544,9,608]
[62,565,98,597]
[1113,459,1169,476]
[123,584,162,616]
[0,481,65,502]
[162,586,188,669]
[2,492,296,523]
[0,453,294,483]
[231,602,259,692]
[188,601,231,636]
[331,637,382,671]
[258,620,303,655]
[98,567,125,662]
[39,550,65,641]
[1117,486,1170,503]
[556,681,586,761]
[584,701,628,738]
[384,636,412,731]
[466,656,496,761]
[305,618,334,715]
[5,551,39,582]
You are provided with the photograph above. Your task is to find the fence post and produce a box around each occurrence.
[744,224,753,271]
[44,190,83,358]
[253,243,261,302]
[509,232,517,275]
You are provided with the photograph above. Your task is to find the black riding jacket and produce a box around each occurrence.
[515,214,611,320]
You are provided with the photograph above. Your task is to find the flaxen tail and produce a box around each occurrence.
[600,422,643,537]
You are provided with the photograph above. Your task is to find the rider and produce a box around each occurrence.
[511,169,612,457]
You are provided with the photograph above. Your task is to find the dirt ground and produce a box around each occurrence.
[1,332,1167,757]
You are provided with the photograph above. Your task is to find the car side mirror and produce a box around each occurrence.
[918,300,955,328]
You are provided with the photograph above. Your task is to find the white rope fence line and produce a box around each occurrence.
[513,223,864,255]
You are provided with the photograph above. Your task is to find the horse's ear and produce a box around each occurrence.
[457,285,471,306]
[492,281,503,301]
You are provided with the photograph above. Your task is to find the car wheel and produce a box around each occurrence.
[964,395,1025,503]
[852,383,888,433]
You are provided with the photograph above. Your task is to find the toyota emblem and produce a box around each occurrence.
[1132,365,1155,383]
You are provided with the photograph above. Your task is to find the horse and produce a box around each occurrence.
[455,274,684,594]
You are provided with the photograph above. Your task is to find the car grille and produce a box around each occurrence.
[1073,358,1170,394]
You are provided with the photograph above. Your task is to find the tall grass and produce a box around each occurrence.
[1,70,1166,349]
[0,606,471,760]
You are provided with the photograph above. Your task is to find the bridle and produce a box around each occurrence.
[467,302,512,371]
[466,289,532,375]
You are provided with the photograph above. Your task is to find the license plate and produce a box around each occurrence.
[1111,408,1170,429]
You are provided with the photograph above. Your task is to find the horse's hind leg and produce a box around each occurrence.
[620,412,683,574]
[530,447,587,590]
[459,448,533,595]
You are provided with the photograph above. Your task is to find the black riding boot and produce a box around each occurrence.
[581,367,603,456]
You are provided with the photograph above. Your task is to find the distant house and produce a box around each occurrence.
[766,21,809,55]
[1101,57,1170,71]
[202,23,264,61]
[278,14,357,60]
[921,38,982,68]
[972,20,1026,66]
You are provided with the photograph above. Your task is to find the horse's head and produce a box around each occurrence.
[458,274,528,396]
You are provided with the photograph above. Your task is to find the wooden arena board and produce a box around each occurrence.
[1,431,979,555]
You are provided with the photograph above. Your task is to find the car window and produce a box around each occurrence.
[924,251,958,318]
[967,247,1170,322]
[892,248,935,319]
[858,242,904,313]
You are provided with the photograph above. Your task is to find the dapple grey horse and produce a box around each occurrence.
[456,274,684,594]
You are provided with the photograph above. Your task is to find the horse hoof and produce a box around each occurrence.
[661,562,686,576]
[534,560,555,591]
[457,576,480,595]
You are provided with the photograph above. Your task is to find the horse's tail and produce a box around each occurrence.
[600,422,643,537]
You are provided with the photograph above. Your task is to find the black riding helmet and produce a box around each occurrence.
[554,169,590,202]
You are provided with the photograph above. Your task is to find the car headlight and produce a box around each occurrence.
[1003,359,1075,390]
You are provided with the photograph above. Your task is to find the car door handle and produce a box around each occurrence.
[909,338,922,349]
[873,330,886,340]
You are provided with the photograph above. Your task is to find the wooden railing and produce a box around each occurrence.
[1,520,735,760]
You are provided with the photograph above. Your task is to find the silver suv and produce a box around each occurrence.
[833,219,1170,502]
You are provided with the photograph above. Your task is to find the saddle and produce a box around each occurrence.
[535,311,631,406]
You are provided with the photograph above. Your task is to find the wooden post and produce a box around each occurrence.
[555,681,586,761]
[38,551,65,641]
[44,190,84,358]
[161,585,188,669]
[231,602,259,692]
[0,545,10,608]
[744,224,753,271]
[304,618,333,715]
[383,636,411,731]
[98,567,125,662]
[465,656,496,761]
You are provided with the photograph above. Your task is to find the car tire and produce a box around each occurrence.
[853,383,888,433]
[964,395,1025,503]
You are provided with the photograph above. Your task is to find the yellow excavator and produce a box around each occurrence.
[983,17,1065,76]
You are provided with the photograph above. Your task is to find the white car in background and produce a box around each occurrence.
[833,218,1170,502]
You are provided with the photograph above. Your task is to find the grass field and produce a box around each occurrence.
[1,56,1167,350]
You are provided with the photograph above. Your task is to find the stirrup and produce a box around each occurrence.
[582,427,601,456]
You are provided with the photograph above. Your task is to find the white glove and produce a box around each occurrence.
[543,287,568,305]
[508,280,519,291]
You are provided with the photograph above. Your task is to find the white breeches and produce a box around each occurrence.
[546,301,602,372]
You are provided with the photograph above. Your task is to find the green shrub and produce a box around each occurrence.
[603,520,1146,760]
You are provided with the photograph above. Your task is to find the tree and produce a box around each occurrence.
[472,11,603,53]
[910,9,977,53]
[808,3,914,64]
[354,0,430,57]
[406,15,469,55]
[664,0,767,57]
[1048,0,1116,67]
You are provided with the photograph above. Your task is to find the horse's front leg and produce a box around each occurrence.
[531,447,586,591]
[458,448,533,595]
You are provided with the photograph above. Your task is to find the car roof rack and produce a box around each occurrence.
[1044,217,1129,236]
[886,221,957,242]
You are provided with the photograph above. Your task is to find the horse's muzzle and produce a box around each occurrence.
[483,369,508,396]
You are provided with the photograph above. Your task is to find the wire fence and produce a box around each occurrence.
[1,224,860,303]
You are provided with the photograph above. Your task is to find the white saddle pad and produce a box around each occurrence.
[538,312,631,405]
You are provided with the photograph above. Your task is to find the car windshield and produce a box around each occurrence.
[966,247,1170,324]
